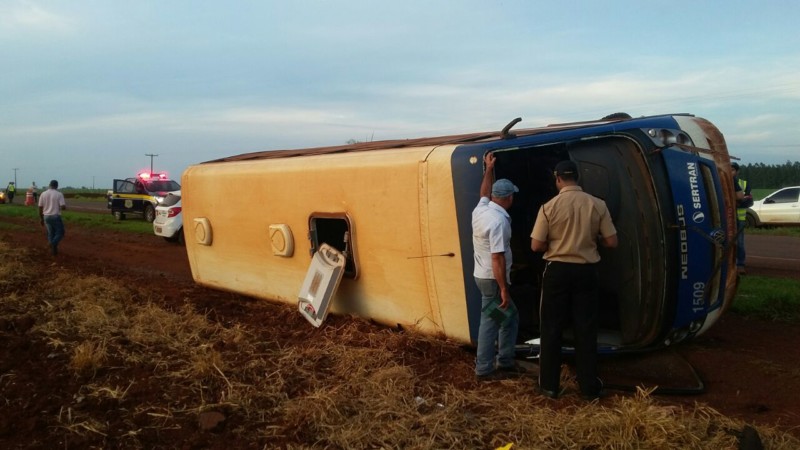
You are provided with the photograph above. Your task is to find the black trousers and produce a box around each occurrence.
[539,261,601,395]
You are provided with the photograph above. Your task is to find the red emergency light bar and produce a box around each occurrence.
[138,172,168,180]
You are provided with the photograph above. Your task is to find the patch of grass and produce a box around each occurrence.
[0,203,152,234]
[0,204,36,219]
[70,341,108,376]
[64,210,153,234]
[66,195,108,201]
[61,188,109,196]
[751,188,775,201]
[0,220,27,231]
[747,226,800,237]
[732,275,800,322]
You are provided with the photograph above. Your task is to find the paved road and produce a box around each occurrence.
[745,234,800,278]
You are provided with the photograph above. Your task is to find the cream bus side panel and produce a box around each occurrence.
[419,148,470,342]
[182,147,466,339]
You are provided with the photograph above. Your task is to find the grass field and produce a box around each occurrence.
[0,203,153,234]
[733,276,800,322]
[751,188,774,200]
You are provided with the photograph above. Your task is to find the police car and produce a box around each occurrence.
[153,193,183,243]
[109,172,181,222]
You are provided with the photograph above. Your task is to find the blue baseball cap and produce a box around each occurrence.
[492,179,519,198]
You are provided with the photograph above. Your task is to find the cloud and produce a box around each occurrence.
[211,108,352,127]
[733,114,787,129]
[0,111,172,135]
[0,1,74,34]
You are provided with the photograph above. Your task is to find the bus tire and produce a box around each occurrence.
[144,204,156,223]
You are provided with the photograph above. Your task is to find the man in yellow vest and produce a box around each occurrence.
[731,162,751,275]
[6,182,15,204]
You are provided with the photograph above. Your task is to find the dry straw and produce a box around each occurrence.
[1,243,799,449]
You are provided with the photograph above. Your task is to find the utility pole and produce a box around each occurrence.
[145,154,159,173]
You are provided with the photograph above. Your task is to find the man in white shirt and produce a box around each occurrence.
[38,180,67,256]
[471,152,523,380]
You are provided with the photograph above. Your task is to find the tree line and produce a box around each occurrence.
[737,160,800,189]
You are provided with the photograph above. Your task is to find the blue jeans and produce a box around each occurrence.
[474,277,519,376]
[736,219,746,268]
[44,215,65,253]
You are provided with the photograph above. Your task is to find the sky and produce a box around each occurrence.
[2,0,799,189]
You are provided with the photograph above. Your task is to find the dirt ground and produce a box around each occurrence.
[2,213,800,446]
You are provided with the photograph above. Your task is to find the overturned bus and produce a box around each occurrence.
[181,113,739,353]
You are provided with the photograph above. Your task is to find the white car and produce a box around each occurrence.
[153,194,184,243]
[746,186,800,227]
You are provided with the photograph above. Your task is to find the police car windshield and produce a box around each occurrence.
[143,180,180,192]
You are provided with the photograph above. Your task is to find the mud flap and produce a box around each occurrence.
[298,243,346,327]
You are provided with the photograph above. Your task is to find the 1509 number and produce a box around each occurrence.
[692,281,706,313]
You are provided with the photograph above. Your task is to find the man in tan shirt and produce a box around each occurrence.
[531,160,617,400]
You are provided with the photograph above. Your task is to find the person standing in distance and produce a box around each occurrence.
[6,182,16,204]
[731,162,751,275]
[38,180,67,256]
[530,160,618,399]
[472,152,523,381]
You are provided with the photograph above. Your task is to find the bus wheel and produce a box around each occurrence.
[144,205,156,223]
[114,211,125,221]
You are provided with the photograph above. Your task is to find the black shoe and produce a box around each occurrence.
[537,385,558,399]
[476,371,507,382]
[497,363,528,376]
[581,389,607,401]
[581,378,606,401]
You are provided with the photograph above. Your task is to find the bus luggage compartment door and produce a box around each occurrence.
[298,243,346,327]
